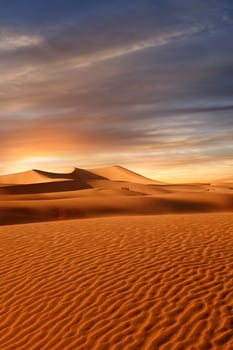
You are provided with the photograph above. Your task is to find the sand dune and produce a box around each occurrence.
[0,169,70,185]
[88,165,162,184]
[0,214,232,349]
[0,165,161,186]
[0,166,232,225]
[0,167,107,185]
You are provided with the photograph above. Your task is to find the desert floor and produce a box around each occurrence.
[0,166,233,349]
[0,213,233,350]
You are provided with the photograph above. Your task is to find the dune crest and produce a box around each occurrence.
[0,165,233,225]
[0,165,161,185]
[0,169,71,185]
[88,165,162,184]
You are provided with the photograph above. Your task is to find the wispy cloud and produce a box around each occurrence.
[0,30,43,51]
[0,0,232,180]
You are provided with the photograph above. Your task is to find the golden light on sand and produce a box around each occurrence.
[0,165,233,349]
[1,1,233,349]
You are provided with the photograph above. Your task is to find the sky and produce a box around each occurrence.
[0,0,233,182]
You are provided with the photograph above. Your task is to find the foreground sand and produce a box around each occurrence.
[0,213,232,349]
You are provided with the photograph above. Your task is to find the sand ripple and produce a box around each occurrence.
[0,213,232,349]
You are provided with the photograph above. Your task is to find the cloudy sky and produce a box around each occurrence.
[0,0,233,181]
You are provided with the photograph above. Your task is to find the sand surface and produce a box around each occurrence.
[0,213,233,349]
[87,165,161,184]
[0,166,232,225]
[0,167,233,349]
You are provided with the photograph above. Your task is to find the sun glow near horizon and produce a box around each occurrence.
[1,156,68,175]
[1,154,232,184]
[0,1,232,183]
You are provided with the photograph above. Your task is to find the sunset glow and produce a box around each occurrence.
[1,1,232,182]
[1,4,233,349]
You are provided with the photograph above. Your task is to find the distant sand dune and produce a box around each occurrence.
[0,214,232,349]
[0,169,71,185]
[0,165,160,186]
[0,168,103,185]
[88,165,162,184]
[0,166,232,225]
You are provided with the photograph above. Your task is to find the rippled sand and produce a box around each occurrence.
[0,213,232,349]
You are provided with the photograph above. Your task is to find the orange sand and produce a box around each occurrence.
[0,214,233,349]
[0,166,232,225]
[0,166,232,349]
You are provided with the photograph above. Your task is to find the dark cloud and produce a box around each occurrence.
[0,0,232,179]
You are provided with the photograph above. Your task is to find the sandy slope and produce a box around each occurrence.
[0,166,161,186]
[0,213,232,350]
[0,166,232,225]
[1,181,232,225]
[88,165,161,184]
[0,169,71,185]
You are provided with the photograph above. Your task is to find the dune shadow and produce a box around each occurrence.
[0,180,91,195]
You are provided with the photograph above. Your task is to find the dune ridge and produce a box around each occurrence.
[0,165,232,225]
[0,169,71,185]
[0,165,160,186]
[0,214,232,349]
[88,165,162,184]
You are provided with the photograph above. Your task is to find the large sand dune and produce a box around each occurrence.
[88,165,162,184]
[0,167,105,185]
[0,166,232,225]
[0,165,159,186]
[0,214,232,349]
[0,169,69,185]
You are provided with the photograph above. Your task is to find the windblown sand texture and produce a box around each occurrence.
[0,214,233,349]
[0,166,233,349]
